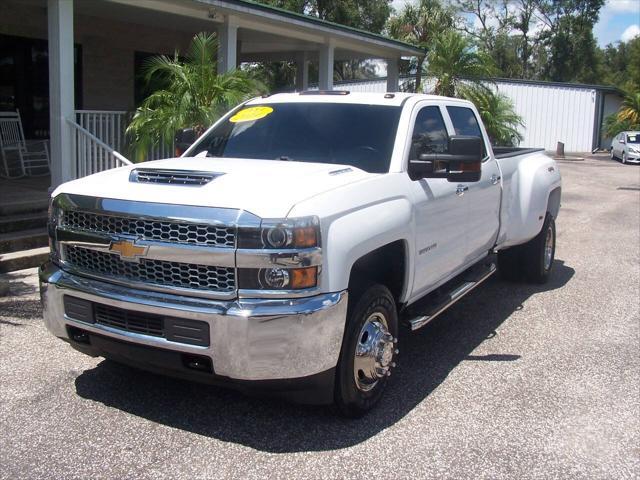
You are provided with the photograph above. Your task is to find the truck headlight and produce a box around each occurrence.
[237,216,321,291]
[238,216,320,249]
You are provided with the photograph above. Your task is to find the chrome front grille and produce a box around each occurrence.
[65,246,236,292]
[62,210,235,248]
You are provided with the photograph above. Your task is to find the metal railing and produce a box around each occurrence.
[68,119,131,178]
[75,109,175,163]
[75,110,127,152]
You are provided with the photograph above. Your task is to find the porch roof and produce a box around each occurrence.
[98,0,423,61]
[196,0,424,56]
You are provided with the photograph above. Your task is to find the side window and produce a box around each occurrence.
[447,106,487,157]
[409,106,449,160]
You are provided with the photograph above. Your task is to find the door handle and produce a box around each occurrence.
[491,174,501,185]
[456,185,469,196]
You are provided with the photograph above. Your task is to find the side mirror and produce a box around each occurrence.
[408,135,483,182]
[175,128,197,156]
[620,139,626,144]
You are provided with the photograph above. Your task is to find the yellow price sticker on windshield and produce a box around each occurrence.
[229,106,274,123]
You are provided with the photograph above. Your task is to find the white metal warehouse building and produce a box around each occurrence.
[330,76,624,153]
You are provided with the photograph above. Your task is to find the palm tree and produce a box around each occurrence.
[126,33,265,160]
[427,31,496,97]
[459,85,524,146]
[388,0,456,92]
[603,91,640,138]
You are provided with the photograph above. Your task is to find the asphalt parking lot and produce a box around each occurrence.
[1,154,638,479]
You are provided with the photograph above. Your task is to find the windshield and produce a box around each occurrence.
[627,134,639,144]
[189,102,402,173]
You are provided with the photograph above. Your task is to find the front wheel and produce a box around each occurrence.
[334,284,398,418]
[610,148,615,160]
[622,152,627,164]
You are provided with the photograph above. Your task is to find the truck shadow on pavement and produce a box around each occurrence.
[75,260,574,453]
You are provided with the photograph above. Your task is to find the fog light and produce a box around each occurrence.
[261,267,290,288]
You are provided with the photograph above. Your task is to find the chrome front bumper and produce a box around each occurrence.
[39,262,347,382]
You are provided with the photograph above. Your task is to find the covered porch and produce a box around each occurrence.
[0,0,422,189]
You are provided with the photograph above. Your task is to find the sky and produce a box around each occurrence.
[391,0,640,47]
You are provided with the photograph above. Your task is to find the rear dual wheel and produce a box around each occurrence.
[498,213,556,284]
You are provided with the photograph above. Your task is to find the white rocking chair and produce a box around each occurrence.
[0,110,50,178]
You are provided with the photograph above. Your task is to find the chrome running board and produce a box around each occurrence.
[405,261,496,332]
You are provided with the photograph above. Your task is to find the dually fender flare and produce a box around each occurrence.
[322,197,414,296]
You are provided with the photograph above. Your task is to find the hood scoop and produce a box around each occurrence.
[129,169,223,186]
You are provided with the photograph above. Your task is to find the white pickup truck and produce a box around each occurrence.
[40,92,561,417]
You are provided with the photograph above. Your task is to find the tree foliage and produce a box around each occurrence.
[426,31,496,97]
[387,0,457,92]
[261,0,392,33]
[603,92,640,138]
[455,0,606,83]
[126,33,265,160]
[459,85,524,145]
[599,37,640,92]
[256,0,392,89]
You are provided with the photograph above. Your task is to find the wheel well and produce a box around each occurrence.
[548,187,561,219]
[348,240,407,302]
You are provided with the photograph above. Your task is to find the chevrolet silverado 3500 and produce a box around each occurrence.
[40,92,561,417]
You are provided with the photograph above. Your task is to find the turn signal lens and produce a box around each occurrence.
[290,267,317,289]
[293,226,317,248]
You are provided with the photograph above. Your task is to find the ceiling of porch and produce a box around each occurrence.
[23,0,421,62]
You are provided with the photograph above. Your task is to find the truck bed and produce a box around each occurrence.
[492,146,545,159]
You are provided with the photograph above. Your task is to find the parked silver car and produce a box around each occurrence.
[610,131,640,164]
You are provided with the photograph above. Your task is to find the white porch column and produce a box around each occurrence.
[318,42,334,90]
[218,16,238,74]
[295,52,309,91]
[386,57,400,93]
[48,0,74,187]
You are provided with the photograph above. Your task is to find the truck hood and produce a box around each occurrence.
[53,157,371,218]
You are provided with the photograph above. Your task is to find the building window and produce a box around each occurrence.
[0,34,82,139]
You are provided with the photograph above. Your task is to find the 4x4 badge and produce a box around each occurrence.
[109,239,149,263]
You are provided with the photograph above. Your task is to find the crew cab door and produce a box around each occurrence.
[445,105,501,262]
[407,104,468,299]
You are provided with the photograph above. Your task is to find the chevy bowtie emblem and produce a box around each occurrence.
[109,239,148,262]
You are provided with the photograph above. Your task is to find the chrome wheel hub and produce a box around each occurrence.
[354,312,397,392]
[544,225,554,271]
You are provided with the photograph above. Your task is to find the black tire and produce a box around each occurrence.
[522,213,556,284]
[610,148,616,160]
[334,283,398,418]
[497,244,524,281]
